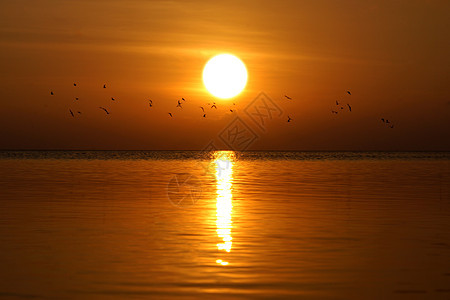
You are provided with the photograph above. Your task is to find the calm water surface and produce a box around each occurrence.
[0,151,449,299]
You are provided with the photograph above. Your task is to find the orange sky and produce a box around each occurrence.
[0,0,449,150]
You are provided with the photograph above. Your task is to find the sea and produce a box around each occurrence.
[0,151,449,299]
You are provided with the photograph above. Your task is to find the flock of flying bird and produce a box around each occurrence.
[52,83,114,117]
[168,97,234,118]
[284,90,395,128]
[51,85,394,129]
[51,83,238,120]
[329,91,353,115]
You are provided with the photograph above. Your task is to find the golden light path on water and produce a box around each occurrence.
[213,152,234,266]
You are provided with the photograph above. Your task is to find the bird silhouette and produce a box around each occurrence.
[176,100,182,108]
[103,84,106,88]
[99,107,109,114]
[203,114,206,118]
[168,112,173,117]
[336,100,339,105]
[285,95,292,100]
[347,90,351,95]
[211,104,217,109]
[200,106,204,112]
[50,91,54,95]
[287,116,292,122]
[75,97,79,101]
[381,118,394,128]
[230,109,234,112]
[69,109,74,117]
[340,107,344,109]
[111,97,115,101]
[181,98,186,101]
[73,83,77,86]
[148,99,153,107]
[347,104,352,112]
[77,111,81,114]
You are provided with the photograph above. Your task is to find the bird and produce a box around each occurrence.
[336,100,339,105]
[73,83,77,86]
[50,91,54,95]
[211,104,217,109]
[233,103,236,106]
[390,125,394,129]
[148,99,153,107]
[285,95,292,100]
[347,90,351,95]
[386,119,390,124]
[381,118,385,122]
[99,107,109,114]
[75,97,79,101]
[340,107,344,109]
[200,106,204,112]
[287,116,292,122]
[203,114,206,118]
[230,109,234,113]
[181,98,186,101]
[168,112,173,117]
[111,97,115,101]
[176,100,182,108]
[347,104,352,112]
[103,84,106,88]
[69,109,74,117]
[77,111,81,114]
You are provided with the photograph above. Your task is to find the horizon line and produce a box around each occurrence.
[0,149,449,153]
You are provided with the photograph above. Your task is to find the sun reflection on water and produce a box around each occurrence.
[214,151,234,266]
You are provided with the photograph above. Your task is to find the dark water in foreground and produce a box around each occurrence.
[0,151,449,299]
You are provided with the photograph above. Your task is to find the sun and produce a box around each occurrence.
[203,54,248,99]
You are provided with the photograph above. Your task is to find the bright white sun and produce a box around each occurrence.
[203,54,248,99]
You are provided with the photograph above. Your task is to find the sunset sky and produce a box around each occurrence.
[0,0,449,150]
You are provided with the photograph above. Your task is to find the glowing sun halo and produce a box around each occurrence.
[203,54,248,99]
